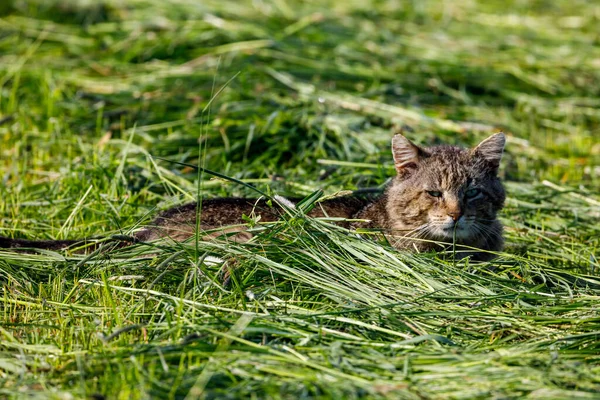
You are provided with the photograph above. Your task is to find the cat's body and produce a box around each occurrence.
[0,133,507,261]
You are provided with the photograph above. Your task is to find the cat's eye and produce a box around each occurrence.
[465,188,481,198]
[426,190,442,198]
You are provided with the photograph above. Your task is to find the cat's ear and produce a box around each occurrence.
[472,132,506,170]
[391,134,425,174]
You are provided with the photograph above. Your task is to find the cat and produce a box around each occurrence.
[0,133,506,261]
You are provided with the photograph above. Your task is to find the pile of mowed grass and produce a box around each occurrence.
[2,196,599,398]
[1,0,599,398]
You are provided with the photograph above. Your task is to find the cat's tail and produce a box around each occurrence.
[0,235,93,251]
[0,235,139,252]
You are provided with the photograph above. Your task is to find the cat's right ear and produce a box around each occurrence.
[391,134,424,174]
[472,132,506,171]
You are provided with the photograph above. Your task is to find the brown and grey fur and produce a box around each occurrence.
[0,133,507,261]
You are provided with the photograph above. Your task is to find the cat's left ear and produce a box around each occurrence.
[472,132,506,171]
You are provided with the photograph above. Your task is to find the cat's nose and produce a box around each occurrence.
[447,211,462,221]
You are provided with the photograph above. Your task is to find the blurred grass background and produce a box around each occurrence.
[0,0,599,398]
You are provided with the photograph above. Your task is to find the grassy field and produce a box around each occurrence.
[1,0,599,398]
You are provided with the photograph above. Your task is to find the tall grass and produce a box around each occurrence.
[0,0,599,398]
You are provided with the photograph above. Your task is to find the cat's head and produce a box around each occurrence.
[385,133,506,245]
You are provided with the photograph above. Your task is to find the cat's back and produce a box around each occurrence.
[135,195,376,242]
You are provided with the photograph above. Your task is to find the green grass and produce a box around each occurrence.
[1,0,599,398]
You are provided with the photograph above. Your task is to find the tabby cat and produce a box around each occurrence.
[0,133,506,261]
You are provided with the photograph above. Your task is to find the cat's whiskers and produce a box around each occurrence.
[479,222,498,241]
[415,223,442,240]
[471,222,495,244]
[391,224,429,240]
[387,223,433,247]
[470,217,496,222]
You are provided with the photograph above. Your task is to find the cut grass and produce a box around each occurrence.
[1,0,599,398]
